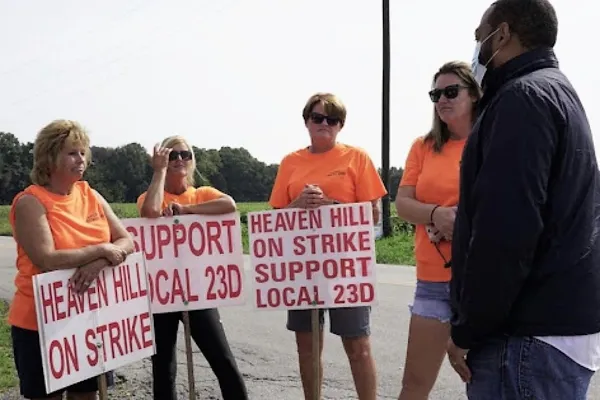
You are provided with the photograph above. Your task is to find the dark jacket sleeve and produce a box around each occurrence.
[451,87,558,349]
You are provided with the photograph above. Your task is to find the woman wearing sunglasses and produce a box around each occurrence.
[137,135,248,400]
[269,92,387,400]
[395,61,481,399]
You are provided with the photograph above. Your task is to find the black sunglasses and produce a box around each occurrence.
[169,150,192,161]
[309,112,341,126]
[428,84,468,103]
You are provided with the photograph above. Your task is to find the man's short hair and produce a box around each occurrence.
[489,0,558,49]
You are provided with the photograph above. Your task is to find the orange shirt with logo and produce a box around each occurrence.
[400,137,465,282]
[136,186,224,211]
[269,143,387,208]
[8,181,111,331]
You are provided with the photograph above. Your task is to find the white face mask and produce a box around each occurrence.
[471,28,501,86]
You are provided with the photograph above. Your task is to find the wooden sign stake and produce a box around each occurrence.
[311,308,320,400]
[182,310,196,400]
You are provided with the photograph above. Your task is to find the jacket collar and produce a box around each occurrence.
[479,47,559,110]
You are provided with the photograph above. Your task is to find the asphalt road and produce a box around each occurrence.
[1,236,599,399]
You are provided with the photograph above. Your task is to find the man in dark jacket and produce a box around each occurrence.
[447,0,600,398]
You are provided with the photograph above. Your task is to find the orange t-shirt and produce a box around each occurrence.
[400,137,465,282]
[136,186,224,211]
[8,181,111,331]
[269,143,387,208]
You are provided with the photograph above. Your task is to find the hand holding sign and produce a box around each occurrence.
[162,202,185,217]
[70,260,109,293]
[101,243,128,266]
[289,184,322,209]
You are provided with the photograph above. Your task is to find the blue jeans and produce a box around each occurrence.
[466,335,594,399]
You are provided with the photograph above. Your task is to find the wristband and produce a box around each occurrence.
[430,205,440,224]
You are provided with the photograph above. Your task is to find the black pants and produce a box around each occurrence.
[151,308,248,400]
[11,326,114,399]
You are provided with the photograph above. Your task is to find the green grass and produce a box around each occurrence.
[0,300,17,392]
[0,206,8,239]
[0,202,415,266]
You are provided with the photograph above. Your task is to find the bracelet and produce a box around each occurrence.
[430,205,440,224]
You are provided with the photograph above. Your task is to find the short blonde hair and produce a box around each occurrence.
[30,119,91,186]
[161,135,199,186]
[302,93,347,127]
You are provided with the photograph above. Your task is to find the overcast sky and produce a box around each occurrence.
[0,0,597,168]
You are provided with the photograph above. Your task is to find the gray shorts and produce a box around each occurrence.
[286,306,371,338]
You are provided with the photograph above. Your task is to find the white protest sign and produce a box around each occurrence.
[121,213,246,314]
[248,202,378,310]
[33,252,156,394]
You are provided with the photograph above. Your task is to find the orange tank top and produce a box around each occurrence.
[8,181,111,331]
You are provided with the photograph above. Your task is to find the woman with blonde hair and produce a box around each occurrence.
[395,61,482,399]
[137,135,248,400]
[8,119,134,400]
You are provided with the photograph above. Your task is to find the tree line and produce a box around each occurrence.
[0,132,404,205]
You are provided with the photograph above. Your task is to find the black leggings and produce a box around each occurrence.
[151,308,248,400]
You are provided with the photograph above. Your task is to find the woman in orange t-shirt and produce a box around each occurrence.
[394,62,482,398]
[8,120,134,400]
[137,135,248,400]
[269,93,387,400]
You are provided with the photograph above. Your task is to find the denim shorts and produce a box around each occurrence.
[408,280,452,323]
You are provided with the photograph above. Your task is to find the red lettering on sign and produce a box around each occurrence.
[147,268,201,305]
[41,280,78,324]
[156,225,171,259]
[84,312,154,364]
[108,321,123,359]
[254,257,372,283]
[96,324,108,361]
[53,281,66,322]
[85,329,98,367]
[64,272,110,319]
[172,223,187,257]
[140,312,153,349]
[206,264,242,300]
[253,237,283,258]
[123,315,139,353]
[112,263,147,304]
[40,283,55,324]
[329,205,370,228]
[96,270,109,305]
[126,219,236,261]
[221,219,235,253]
[291,231,372,255]
[249,209,323,233]
[255,286,325,308]
[48,335,79,379]
[171,270,184,301]
[113,265,125,302]
[333,283,375,305]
